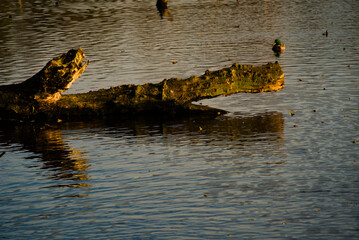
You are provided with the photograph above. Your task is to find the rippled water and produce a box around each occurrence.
[1,0,359,239]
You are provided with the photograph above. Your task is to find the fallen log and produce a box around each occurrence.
[0,48,284,121]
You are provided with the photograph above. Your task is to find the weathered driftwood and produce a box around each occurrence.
[0,48,284,121]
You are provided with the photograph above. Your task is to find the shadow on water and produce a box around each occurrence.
[0,112,284,192]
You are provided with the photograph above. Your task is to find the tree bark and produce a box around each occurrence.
[0,48,284,122]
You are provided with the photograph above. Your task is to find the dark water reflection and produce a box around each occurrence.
[0,113,288,239]
[1,124,90,184]
[1,0,359,239]
[0,112,284,185]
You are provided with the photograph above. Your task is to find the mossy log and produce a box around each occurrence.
[0,48,284,122]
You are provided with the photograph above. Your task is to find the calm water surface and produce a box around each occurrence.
[0,0,359,239]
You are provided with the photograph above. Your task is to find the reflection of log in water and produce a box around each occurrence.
[0,112,284,196]
[0,124,90,187]
[165,112,284,138]
[0,111,283,168]
[121,112,285,157]
[105,112,285,145]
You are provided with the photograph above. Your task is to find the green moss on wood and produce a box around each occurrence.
[162,62,284,103]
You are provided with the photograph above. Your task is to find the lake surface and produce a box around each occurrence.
[0,0,359,239]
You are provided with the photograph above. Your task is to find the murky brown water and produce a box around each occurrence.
[1,0,359,239]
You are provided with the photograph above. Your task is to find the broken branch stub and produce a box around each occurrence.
[1,48,89,102]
